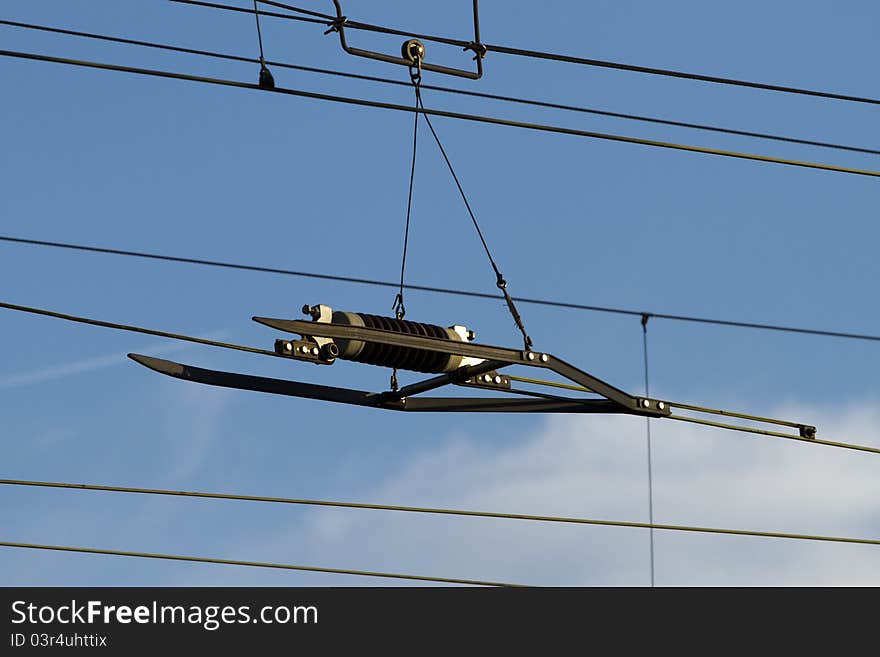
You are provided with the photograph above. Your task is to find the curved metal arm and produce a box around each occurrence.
[329,0,484,80]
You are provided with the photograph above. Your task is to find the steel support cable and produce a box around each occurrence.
[3,48,878,180]
[5,20,876,156]
[641,314,655,587]
[250,1,275,88]
[2,300,880,455]
[389,73,421,392]
[3,478,880,549]
[252,1,267,61]
[392,76,420,323]
[178,0,880,107]
[414,87,533,350]
[4,236,880,345]
[0,541,518,587]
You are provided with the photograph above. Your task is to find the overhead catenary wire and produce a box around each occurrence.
[178,0,880,107]
[4,477,880,550]
[4,20,877,156]
[172,0,328,25]
[4,235,880,345]
[2,48,878,180]
[5,8,875,588]
[663,414,880,455]
[0,540,519,587]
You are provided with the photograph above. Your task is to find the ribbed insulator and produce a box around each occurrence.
[331,312,464,373]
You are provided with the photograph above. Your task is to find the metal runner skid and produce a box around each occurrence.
[128,306,818,441]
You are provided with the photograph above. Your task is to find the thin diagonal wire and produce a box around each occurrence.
[171,0,328,25]
[0,301,281,359]
[255,0,334,21]
[182,0,880,107]
[252,0,267,61]
[393,80,420,321]
[0,540,519,586]
[417,94,499,279]
[415,91,533,349]
[389,78,421,392]
[507,375,595,394]
[3,19,877,156]
[665,414,880,455]
[4,478,880,549]
[2,49,879,179]
[4,235,880,344]
[642,315,655,587]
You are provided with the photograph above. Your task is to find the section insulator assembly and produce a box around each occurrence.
[297,304,480,374]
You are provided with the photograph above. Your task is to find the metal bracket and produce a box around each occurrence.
[254,316,672,418]
[327,0,485,80]
[274,338,337,365]
[799,424,817,440]
[459,371,511,391]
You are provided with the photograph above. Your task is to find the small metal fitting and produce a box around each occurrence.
[401,39,425,64]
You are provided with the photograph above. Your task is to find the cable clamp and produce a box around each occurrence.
[392,293,406,321]
[403,39,425,86]
[323,15,347,35]
[464,41,487,61]
[258,59,275,89]
[799,424,817,440]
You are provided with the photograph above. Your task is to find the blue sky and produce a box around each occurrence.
[1,1,878,585]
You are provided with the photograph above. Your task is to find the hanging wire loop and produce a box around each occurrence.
[390,54,424,391]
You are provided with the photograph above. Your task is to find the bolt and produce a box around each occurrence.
[299,345,309,354]
[284,342,293,352]
[527,352,536,361]
[658,401,665,410]
[642,399,650,408]
[493,375,502,385]
[540,353,549,363]
[311,347,319,356]
[483,374,492,383]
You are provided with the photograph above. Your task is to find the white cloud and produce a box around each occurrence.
[0,332,226,389]
[288,401,880,586]
[21,398,876,587]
